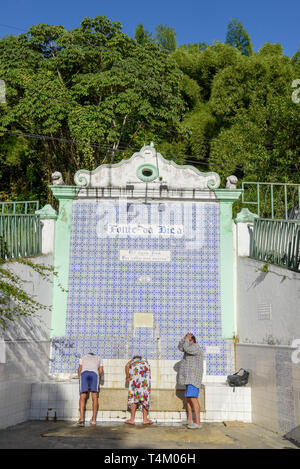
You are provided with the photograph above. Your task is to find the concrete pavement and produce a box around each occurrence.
[0,420,299,450]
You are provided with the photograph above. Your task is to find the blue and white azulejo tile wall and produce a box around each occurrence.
[51,200,234,376]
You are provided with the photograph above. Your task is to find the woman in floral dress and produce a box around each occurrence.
[125,355,152,425]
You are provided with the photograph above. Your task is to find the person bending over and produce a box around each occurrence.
[125,355,152,426]
[77,352,103,426]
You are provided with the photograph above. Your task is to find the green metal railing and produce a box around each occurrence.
[0,214,41,260]
[242,182,300,220]
[0,200,39,215]
[251,218,300,272]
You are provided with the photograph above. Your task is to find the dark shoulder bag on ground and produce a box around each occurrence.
[227,368,249,387]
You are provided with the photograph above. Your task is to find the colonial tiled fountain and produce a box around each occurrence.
[30,144,251,423]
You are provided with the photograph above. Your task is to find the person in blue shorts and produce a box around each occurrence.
[77,352,103,426]
[178,333,203,429]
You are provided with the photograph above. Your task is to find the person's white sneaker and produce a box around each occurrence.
[187,423,203,429]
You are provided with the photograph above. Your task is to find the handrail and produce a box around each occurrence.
[242,182,300,220]
[0,214,41,260]
[0,201,39,215]
[250,218,300,272]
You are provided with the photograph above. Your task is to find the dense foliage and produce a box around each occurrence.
[0,15,299,204]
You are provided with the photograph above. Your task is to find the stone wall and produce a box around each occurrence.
[0,254,53,381]
[0,254,54,429]
[236,256,300,346]
[235,219,300,435]
[237,344,300,435]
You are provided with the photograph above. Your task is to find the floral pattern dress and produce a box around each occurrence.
[127,358,151,411]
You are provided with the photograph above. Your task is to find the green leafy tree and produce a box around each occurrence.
[170,42,243,163]
[258,42,283,57]
[172,42,242,101]
[209,55,300,185]
[0,15,185,202]
[183,102,217,161]
[291,43,300,74]
[154,24,177,54]
[134,24,153,46]
[1,14,300,205]
[225,18,253,56]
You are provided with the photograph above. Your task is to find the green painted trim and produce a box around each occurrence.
[50,186,78,337]
[49,185,80,199]
[214,189,243,202]
[215,189,242,340]
[0,200,39,215]
[136,163,159,182]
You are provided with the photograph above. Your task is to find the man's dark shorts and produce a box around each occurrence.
[79,371,99,394]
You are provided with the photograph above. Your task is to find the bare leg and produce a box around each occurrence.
[79,392,87,422]
[190,397,200,425]
[91,392,99,423]
[186,398,193,424]
[125,403,137,424]
[142,406,153,424]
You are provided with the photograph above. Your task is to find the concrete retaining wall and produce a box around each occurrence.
[0,254,53,429]
[0,380,32,429]
[236,257,300,346]
[237,343,300,435]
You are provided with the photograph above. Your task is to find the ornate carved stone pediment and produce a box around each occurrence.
[74,144,220,190]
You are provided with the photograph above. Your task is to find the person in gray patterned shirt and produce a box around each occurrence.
[178,333,203,429]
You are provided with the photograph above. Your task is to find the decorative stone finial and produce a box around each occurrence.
[35,204,58,219]
[51,171,65,186]
[234,208,259,223]
[226,175,238,189]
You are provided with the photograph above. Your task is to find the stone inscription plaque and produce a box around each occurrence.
[134,313,154,328]
[119,249,171,262]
